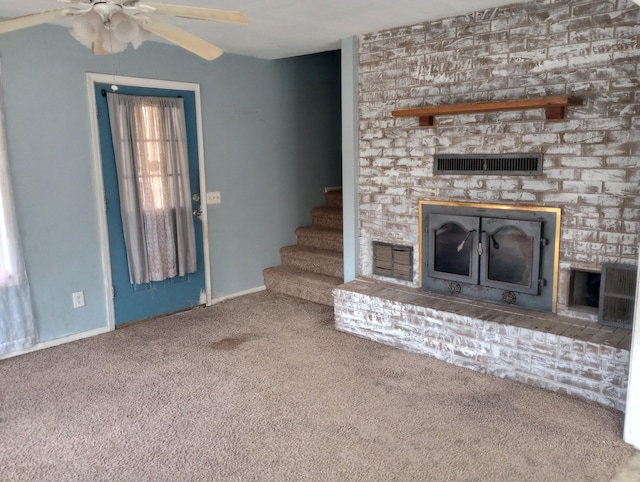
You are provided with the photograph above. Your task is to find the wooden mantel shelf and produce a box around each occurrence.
[391,96,581,127]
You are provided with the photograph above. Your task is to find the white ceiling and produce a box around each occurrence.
[0,0,528,59]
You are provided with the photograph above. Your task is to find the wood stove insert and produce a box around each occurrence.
[420,201,561,312]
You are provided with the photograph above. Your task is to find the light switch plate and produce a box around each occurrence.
[206,192,221,204]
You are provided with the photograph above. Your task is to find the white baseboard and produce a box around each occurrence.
[324,186,342,192]
[1,286,269,360]
[0,326,111,361]
[210,285,266,305]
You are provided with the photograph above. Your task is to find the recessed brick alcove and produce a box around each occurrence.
[339,0,639,410]
[334,279,630,410]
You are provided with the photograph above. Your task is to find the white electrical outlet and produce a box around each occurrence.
[72,291,85,309]
[206,192,221,204]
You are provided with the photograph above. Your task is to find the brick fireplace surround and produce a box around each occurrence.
[334,0,639,411]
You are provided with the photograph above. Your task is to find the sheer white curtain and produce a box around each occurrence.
[0,66,37,356]
[106,93,196,284]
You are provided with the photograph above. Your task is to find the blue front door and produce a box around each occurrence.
[96,83,206,325]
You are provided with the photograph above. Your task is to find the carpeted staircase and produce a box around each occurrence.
[263,189,343,306]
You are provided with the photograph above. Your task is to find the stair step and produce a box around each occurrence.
[325,189,342,209]
[311,207,343,229]
[295,225,343,252]
[263,265,342,306]
[280,245,344,279]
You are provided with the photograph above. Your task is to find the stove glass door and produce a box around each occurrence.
[428,214,480,284]
[480,218,542,295]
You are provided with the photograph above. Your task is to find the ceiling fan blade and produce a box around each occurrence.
[136,15,224,60]
[144,4,248,25]
[0,9,70,35]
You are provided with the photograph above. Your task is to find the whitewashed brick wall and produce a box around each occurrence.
[358,0,640,318]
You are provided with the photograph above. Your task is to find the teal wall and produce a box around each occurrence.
[0,24,341,343]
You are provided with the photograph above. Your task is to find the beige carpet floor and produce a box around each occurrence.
[0,290,635,481]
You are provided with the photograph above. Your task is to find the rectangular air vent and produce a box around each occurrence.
[373,242,413,281]
[434,153,543,175]
[598,263,637,329]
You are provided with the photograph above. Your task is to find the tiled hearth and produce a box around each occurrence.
[334,279,630,410]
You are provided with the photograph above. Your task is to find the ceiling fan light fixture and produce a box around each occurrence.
[69,9,150,54]
[110,11,139,43]
[69,10,103,48]
[130,26,151,49]
[102,29,128,53]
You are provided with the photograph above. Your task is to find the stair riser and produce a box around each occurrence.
[324,191,343,209]
[280,251,343,278]
[263,270,336,306]
[297,233,343,252]
[311,212,343,230]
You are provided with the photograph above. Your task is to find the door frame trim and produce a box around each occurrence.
[86,73,211,331]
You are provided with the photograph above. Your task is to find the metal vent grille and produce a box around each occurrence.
[373,242,413,281]
[598,263,637,329]
[434,153,543,175]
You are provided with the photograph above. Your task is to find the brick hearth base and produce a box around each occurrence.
[334,278,631,411]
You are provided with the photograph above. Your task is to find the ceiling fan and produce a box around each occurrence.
[0,0,248,60]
